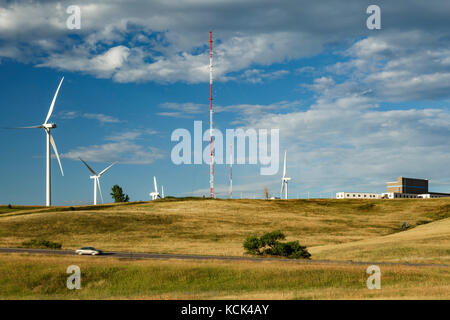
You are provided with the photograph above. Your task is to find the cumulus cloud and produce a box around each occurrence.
[326,31,450,101]
[238,93,450,192]
[62,129,163,164]
[6,1,450,84]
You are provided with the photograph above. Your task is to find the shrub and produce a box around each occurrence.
[8,204,12,209]
[260,230,285,247]
[272,241,312,259]
[243,235,262,255]
[243,231,311,259]
[400,222,411,230]
[21,239,62,249]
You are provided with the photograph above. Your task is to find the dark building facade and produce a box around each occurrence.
[386,177,428,194]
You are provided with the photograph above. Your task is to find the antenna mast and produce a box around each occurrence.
[230,142,233,199]
[209,31,214,198]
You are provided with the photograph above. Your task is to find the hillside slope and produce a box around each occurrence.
[0,199,449,264]
[310,217,450,264]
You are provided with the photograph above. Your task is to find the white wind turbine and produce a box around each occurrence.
[280,150,291,200]
[79,158,117,205]
[11,77,65,206]
[149,176,161,200]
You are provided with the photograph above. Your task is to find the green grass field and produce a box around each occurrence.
[0,253,448,299]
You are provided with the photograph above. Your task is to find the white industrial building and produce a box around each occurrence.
[336,192,380,199]
[336,177,450,200]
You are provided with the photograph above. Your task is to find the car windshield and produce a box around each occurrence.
[81,247,94,250]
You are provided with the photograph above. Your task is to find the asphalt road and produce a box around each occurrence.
[0,247,449,268]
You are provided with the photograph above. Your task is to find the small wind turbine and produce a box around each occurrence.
[280,150,291,199]
[79,158,116,205]
[150,176,161,200]
[10,77,65,206]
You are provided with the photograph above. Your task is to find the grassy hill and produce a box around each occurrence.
[0,198,449,264]
[311,216,450,264]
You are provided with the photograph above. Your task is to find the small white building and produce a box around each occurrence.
[336,192,380,199]
[380,192,450,199]
[381,192,420,199]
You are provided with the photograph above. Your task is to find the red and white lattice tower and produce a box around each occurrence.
[209,32,214,198]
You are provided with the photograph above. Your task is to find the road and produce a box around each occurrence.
[0,247,449,268]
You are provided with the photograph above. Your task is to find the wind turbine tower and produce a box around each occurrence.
[12,77,65,206]
[150,176,161,200]
[280,150,291,199]
[79,158,116,205]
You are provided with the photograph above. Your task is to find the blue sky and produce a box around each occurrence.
[1,1,450,205]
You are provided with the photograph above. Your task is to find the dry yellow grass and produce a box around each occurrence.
[0,198,449,264]
[311,216,450,264]
[0,253,448,300]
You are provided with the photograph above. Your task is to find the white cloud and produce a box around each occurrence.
[62,142,163,164]
[157,100,301,119]
[239,95,450,191]
[82,113,121,124]
[39,46,131,78]
[2,1,450,88]
[62,129,163,164]
[326,32,450,101]
[240,69,289,83]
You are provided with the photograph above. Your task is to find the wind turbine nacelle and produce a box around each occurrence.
[43,123,57,129]
[283,177,291,181]
[90,175,97,179]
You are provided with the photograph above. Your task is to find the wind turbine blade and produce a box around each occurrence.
[97,178,104,204]
[153,176,158,194]
[79,157,97,175]
[98,161,117,176]
[2,125,43,129]
[283,150,287,178]
[49,133,64,176]
[44,77,64,124]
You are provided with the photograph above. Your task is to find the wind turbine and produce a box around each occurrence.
[149,176,161,200]
[161,185,165,199]
[280,150,291,200]
[11,77,65,206]
[79,158,116,205]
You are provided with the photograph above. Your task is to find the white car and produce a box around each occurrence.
[75,247,102,256]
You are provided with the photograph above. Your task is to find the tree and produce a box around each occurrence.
[110,185,130,203]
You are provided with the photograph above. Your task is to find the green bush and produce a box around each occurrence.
[243,235,262,255]
[260,230,285,247]
[400,222,411,230]
[21,239,62,249]
[243,231,311,259]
